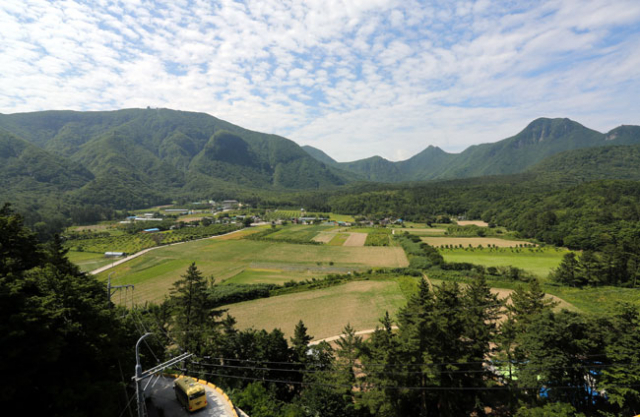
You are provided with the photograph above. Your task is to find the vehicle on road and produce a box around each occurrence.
[174,376,207,412]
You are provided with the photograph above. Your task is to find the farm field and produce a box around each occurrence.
[224,275,578,341]
[344,232,367,246]
[312,232,335,243]
[266,224,337,242]
[225,278,413,340]
[67,251,116,272]
[544,285,640,315]
[65,223,240,254]
[98,238,409,304]
[328,233,350,246]
[440,247,570,278]
[457,220,489,227]
[422,236,534,248]
[392,227,447,236]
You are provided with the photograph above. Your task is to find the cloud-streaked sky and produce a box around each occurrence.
[1,0,639,161]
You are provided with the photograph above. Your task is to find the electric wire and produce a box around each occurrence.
[197,349,640,369]
[192,368,640,392]
[191,359,640,377]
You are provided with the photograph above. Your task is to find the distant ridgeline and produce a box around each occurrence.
[1,108,640,239]
[303,118,640,182]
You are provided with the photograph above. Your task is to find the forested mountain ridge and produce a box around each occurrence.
[0,108,352,210]
[304,118,640,181]
[527,144,640,182]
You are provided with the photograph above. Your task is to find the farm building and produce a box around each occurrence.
[104,251,126,258]
[164,208,188,214]
[222,200,239,210]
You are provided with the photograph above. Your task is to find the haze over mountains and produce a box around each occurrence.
[1,108,640,211]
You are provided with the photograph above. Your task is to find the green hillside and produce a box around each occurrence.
[339,155,404,182]
[0,109,352,210]
[0,129,94,191]
[528,144,640,182]
[436,118,605,178]
[303,118,640,182]
[301,145,338,166]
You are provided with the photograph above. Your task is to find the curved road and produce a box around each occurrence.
[144,375,236,417]
[89,228,246,276]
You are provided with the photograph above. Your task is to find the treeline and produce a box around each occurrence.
[325,180,640,251]
[552,248,640,288]
[396,233,535,283]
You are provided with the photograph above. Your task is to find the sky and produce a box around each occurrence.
[1,0,639,162]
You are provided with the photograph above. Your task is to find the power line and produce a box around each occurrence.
[130,308,160,363]
[191,359,639,377]
[193,369,640,392]
[198,350,640,369]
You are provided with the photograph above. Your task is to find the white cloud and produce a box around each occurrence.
[0,0,639,162]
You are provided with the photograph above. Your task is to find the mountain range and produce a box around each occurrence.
[1,108,640,211]
[302,118,640,182]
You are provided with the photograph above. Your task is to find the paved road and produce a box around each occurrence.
[89,228,246,276]
[144,376,236,417]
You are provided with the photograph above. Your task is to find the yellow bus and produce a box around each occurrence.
[174,376,207,412]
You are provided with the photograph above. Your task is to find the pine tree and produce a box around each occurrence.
[462,276,503,413]
[290,320,312,363]
[169,262,218,354]
[551,252,580,286]
[509,278,556,331]
[601,303,640,414]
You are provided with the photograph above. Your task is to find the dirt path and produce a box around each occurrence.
[89,228,246,275]
[310,326,399,345]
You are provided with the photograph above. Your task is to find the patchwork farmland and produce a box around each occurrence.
[98,229,409,304]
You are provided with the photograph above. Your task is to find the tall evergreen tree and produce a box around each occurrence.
[462,276,503,414]
[601,303,640,414]
[169,262,219,355]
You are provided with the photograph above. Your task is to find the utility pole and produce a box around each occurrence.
[133,332,192,417]
[107,272,134,303]
[135,333,152,417]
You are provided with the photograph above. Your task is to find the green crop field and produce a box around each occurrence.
[98,238,409,304]
[440,247,569,278]
[347,227,391,234]
[328,213,356,222]
[266,225,337,242]
[328,233,349,246]
[225,278,415,340]
[422,236,534,248]
[543,285,640,315]
[67,251,116,272]
[65,223,240,254]
[392,227,447,236]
